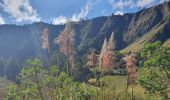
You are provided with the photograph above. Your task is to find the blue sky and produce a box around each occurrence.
[0,0,166,25]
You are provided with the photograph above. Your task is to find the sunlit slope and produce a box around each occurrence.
[163,38,170,47]
[121,14,170,53]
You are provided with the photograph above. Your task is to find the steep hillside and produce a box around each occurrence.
[0,2,170,80]
[121,11,170,53]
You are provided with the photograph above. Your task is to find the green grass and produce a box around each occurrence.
[100,75,127,90]
[88,75,163,100]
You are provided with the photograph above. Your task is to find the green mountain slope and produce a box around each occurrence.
[0,2,170,80]
[121,13,170,53]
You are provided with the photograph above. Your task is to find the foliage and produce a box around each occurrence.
[6,85,19,100]
[138,41,170,99]
[6,58,95,100]
[0,77,14,99]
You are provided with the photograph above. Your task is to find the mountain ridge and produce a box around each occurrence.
[0,1,170,80]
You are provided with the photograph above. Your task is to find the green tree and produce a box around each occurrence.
[6,58,95,100]
[17,58,47,100]
[139,41,170,99]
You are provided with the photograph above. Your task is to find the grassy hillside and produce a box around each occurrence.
[120,15,170,53]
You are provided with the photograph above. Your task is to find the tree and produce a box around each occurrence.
[17,58,47,100]
[139,41,170,99]
[7,58,95,100]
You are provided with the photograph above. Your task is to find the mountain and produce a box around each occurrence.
[0,2,170,80]
[121,2,170,53]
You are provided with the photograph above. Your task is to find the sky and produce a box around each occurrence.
[0,0,167,25]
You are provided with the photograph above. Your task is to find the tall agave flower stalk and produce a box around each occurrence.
[41,28,51,65]
[99,32,117,69]
[41,28,50,53]
[123,55,137,85]
[123,54,137,100]
[87,51,97,68]
[54,23,75,74]
[96,32,117,99]
[54,23,76,99]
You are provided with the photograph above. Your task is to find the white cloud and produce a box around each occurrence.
[52,1,94,25]
[108,0,135,10]
[114,11,124,15]
[0,0,40,22]
[72,2,92,22]
[0,16,5,25]
[137,0,155,8]
[108,0,161,13]
[52,16,69,25]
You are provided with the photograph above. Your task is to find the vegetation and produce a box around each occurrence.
[6,59,95,100]
[138,41,170,99]
[0,2,169,99]
[3,41,169,100]
[0,77,13,99]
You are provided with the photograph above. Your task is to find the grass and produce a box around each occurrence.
[88,75,163,100]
